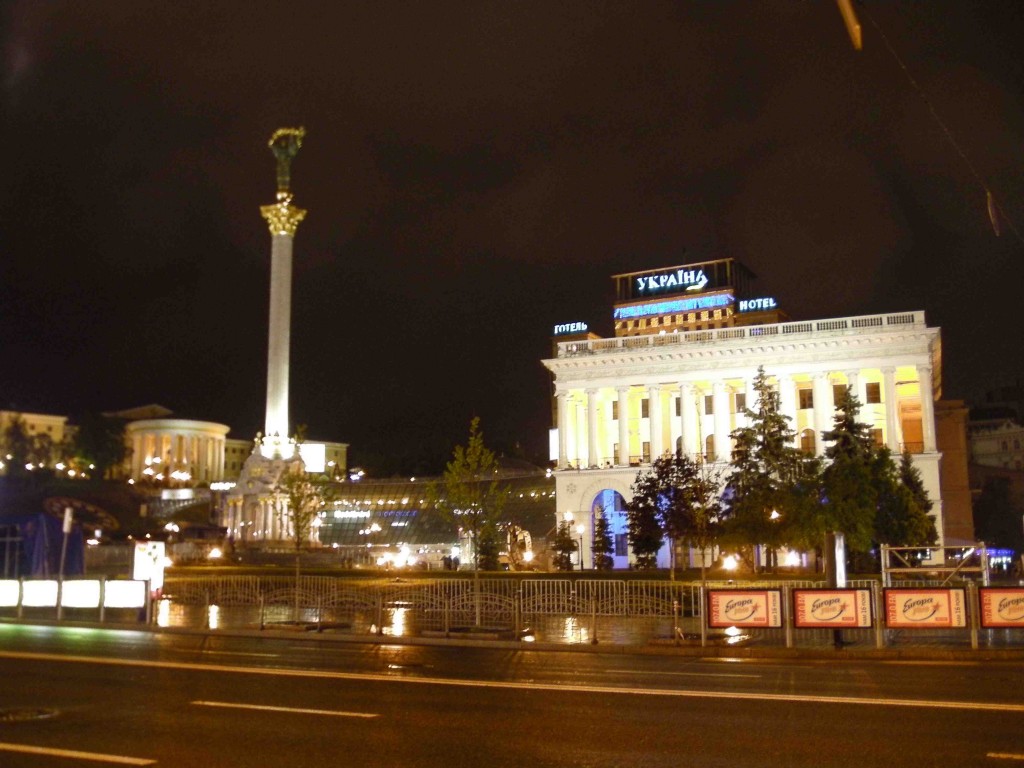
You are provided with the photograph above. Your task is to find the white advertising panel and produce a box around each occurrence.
[884,588,966,628]
[61,580,101,608]
[22,580,58,607]
[0,580,19,607]
[133,541,166,592]
[979,588,1024,628]
[707,589,782,628]
[793,589,872,628]
[104,580,148,609]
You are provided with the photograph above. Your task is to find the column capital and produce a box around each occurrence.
[260,199,307,236]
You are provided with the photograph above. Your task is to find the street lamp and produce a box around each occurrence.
[575,523,585,571]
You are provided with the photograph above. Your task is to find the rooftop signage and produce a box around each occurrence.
[636,266,709,295]
[553,321,589,335]
[738,297,778,312]
[613,293,733,320]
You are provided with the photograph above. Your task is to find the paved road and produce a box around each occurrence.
[0,623,1022,767]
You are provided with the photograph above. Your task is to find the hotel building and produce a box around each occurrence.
[543,259,970,569]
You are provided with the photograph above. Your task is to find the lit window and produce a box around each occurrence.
[871,428,884,447]
[800,429,816,454]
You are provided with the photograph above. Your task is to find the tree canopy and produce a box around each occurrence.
[429,417,508,571]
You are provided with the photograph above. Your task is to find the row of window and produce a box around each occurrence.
[609,382,883,420]
[605,427,886,465]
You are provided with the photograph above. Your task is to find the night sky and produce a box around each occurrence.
[2,2,1023,474]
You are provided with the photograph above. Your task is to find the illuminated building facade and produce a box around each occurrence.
[544,259,957,569]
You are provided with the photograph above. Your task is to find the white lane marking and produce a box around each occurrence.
[989,754,1024,761]
[608,668,762,679]
[193,700,378,718]
[1,650,1022,714]
[199,650,280,658]
[0,742,155,765]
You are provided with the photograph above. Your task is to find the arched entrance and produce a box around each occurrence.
[590,489,629,569]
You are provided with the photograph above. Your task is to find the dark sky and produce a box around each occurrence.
[2,2,1023,474]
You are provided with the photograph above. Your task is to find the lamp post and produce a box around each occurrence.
[575,523,585,571]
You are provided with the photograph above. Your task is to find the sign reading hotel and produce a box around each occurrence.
[738,297,778,312]
[884,588,966,628]
[792,589,872,628]
[707,589,782,628]
[553,321,589,336]
[979,588,1024,628]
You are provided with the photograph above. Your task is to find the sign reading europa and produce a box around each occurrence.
[792,588,872,628]
[553,321,589,335]
[707,589,782,628]
[883,588,966,628]
[979,587,1024,628]
[636,267,709,294]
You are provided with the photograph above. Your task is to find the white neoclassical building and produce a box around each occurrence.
[125,418,231,485]
[543,260,949,570]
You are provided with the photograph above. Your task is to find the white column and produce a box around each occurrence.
[778,375,796,445]
[812,373,832,456]
[557,391,569,469]
[713,381,731,462]
[882,367,901,452]
[919,364,937,452]
[586,388,599,467]
[649,385,664,459]
[614,387,630,466]
[679,383,696,457]
[845,369,860,404]
[265,233,294,440]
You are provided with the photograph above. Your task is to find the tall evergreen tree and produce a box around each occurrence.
[627,452,721,578]
[722,367,819,569]
[551,521,579,571]
[873,450,937,547]
[592,508,615,571]
[818,386,877,552]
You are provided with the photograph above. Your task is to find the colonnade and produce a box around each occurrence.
[555,365,936,469]
[126,420,229,483]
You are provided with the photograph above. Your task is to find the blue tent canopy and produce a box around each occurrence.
[0,512,85,578]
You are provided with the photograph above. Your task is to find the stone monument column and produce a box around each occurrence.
[259,128,307,450]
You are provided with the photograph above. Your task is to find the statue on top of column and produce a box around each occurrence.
[268,127,306,199]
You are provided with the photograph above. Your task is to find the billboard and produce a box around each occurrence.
[884,588,966,628]
[979,588,1024,628]
[793,588,872,628]
[707,589,782,628]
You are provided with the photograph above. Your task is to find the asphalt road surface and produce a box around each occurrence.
[0,623,1022,767]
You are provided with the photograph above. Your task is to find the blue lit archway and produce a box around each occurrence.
[591,489,629,569]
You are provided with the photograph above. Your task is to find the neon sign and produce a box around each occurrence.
[553,321,589,335]
[636,267,709,294]
[738,297,778,312]
[614,293,733,320]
